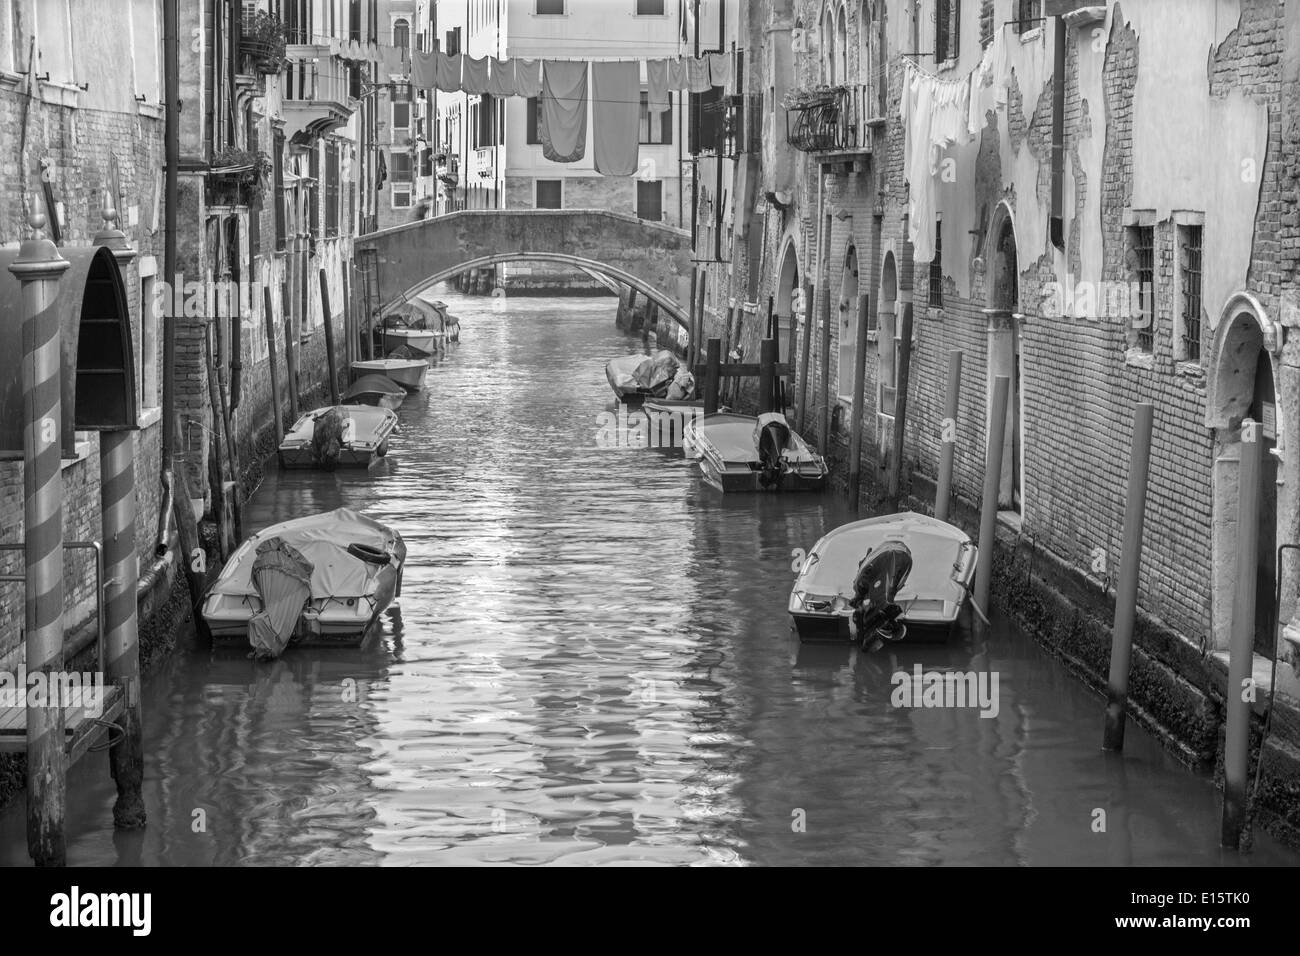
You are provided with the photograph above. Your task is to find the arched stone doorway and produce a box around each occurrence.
[776,238,801,378]
[985,203,1022,515]
[837,243,859,400]
[1207,294,1283,657]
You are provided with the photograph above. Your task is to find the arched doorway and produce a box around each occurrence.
[838,243,859,400]
[877,251,898,456]
[776,239,800,378]
[986,204,1022,515]
[1208,296,1281,657]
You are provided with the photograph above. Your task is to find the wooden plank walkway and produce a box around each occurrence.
[0,685,126,765]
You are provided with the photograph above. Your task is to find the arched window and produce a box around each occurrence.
[822,9,836,84]
[836,5,847,86]
[393,18,410,51]
[859,0,874,86]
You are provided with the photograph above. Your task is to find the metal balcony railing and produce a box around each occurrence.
[785,83,874,154]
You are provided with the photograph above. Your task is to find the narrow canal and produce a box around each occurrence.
[4,290,1297,866]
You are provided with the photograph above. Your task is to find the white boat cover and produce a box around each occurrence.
[665,367,695,400]
[800,514,969,605]
[209,508,398,605]
[695,413,765,463]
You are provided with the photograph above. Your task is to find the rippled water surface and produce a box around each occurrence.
[3,291,1297,866]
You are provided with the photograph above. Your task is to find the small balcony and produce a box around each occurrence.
[785,83,878,165]
[282,53,355,145]
[240,12,287,74]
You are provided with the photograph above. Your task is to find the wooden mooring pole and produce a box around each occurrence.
[887,303,914,511]
[1223,419,1262,848]
[282,278,300,419]
[704,338,721,415]
[1102,402,1155,752]
[263,285,285,447]
[758,338,777,414]
[847,293,870,511]
[797,281,814,434]
[973,375,1010,619]
[935,350,963,523]
[818,288,832,449]
[12,211,70,866]
[319,269,340,405]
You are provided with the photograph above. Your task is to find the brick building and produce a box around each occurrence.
[688,0,1300,835]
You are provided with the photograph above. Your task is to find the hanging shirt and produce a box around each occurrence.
[646,59,672,112]
[462,55,490,95]
[515,58,542,98]
[435,52,462,92]
[541,60,589,163]
[486,57,516,97]
[686,56,712,92]
[592,61,641,176]
[380,44,407,75]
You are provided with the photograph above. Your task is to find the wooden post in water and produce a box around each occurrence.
[1223,420,1262,848]
[263,285,284,446]
[974,376,1010,619]
[342,267,354,373]
[935,350,963,523]
[704,338,722,415]
[848,293,871,512]
[819,288,832,448]
[688,268,698,365]
[282,278,300,419]
[11,210,70,866]
[797,281,814,433]
[1102,403,1155,752]
[319,269,340,405]
[887,303,914,511]
[758,338,777,414]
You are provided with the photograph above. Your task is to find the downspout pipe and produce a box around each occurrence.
[162,0,179,464]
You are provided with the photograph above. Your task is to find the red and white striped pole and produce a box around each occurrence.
[11,207,71,866]
[94,203,146,829]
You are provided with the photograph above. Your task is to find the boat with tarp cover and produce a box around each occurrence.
[344,373,406,410]
[201,508,406,658]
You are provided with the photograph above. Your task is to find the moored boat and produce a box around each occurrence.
[682,411,827,492]
[351,358,428,392]
[605,349,680,404]
[788,512,977,645]
[382,325,439,356]
[278,404,398,470]
[201,508,406,658]
[344,373,406,410]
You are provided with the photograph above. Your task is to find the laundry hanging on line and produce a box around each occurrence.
[540,60,589,164]
[592,61,641,176]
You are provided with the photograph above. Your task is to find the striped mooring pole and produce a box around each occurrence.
[11,207,71,866]
[95,208,146,829]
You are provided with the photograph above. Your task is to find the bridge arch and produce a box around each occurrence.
[386,253,689,330]
[354,209,692,332]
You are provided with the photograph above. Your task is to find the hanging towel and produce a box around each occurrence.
[592,60,641,176]
[380,44,407,75]
[708,52,731,90]
[906,73,938,263]
[487,57,517,97]
[462,55,490,94]
[666,57,689,90]
[646,58,672,112]
[411,50,437,89]
[436,52,462,92]
[541,60,588,163]
[515,58,542,97]
[686,56,712,92]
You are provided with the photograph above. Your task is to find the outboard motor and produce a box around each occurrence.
[849,541,913,649]
[756,412,791,490]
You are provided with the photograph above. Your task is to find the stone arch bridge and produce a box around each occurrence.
[353,209,693,327]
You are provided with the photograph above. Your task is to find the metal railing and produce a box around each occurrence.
[0,541,104,669]
[786,83,875,153]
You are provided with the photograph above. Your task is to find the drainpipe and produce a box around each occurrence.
[162,0,179,463]
[1049,16,1065,250]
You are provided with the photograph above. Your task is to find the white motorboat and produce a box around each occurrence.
[682,411,827,492]
[351,358,428,391]
[789,512,977,644]
[278,404,398,470]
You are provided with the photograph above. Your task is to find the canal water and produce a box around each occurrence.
[4,289,1297,866]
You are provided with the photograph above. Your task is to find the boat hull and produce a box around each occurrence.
[382,328,439,356]
[686,412,829,493]
[351,360,428,391]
